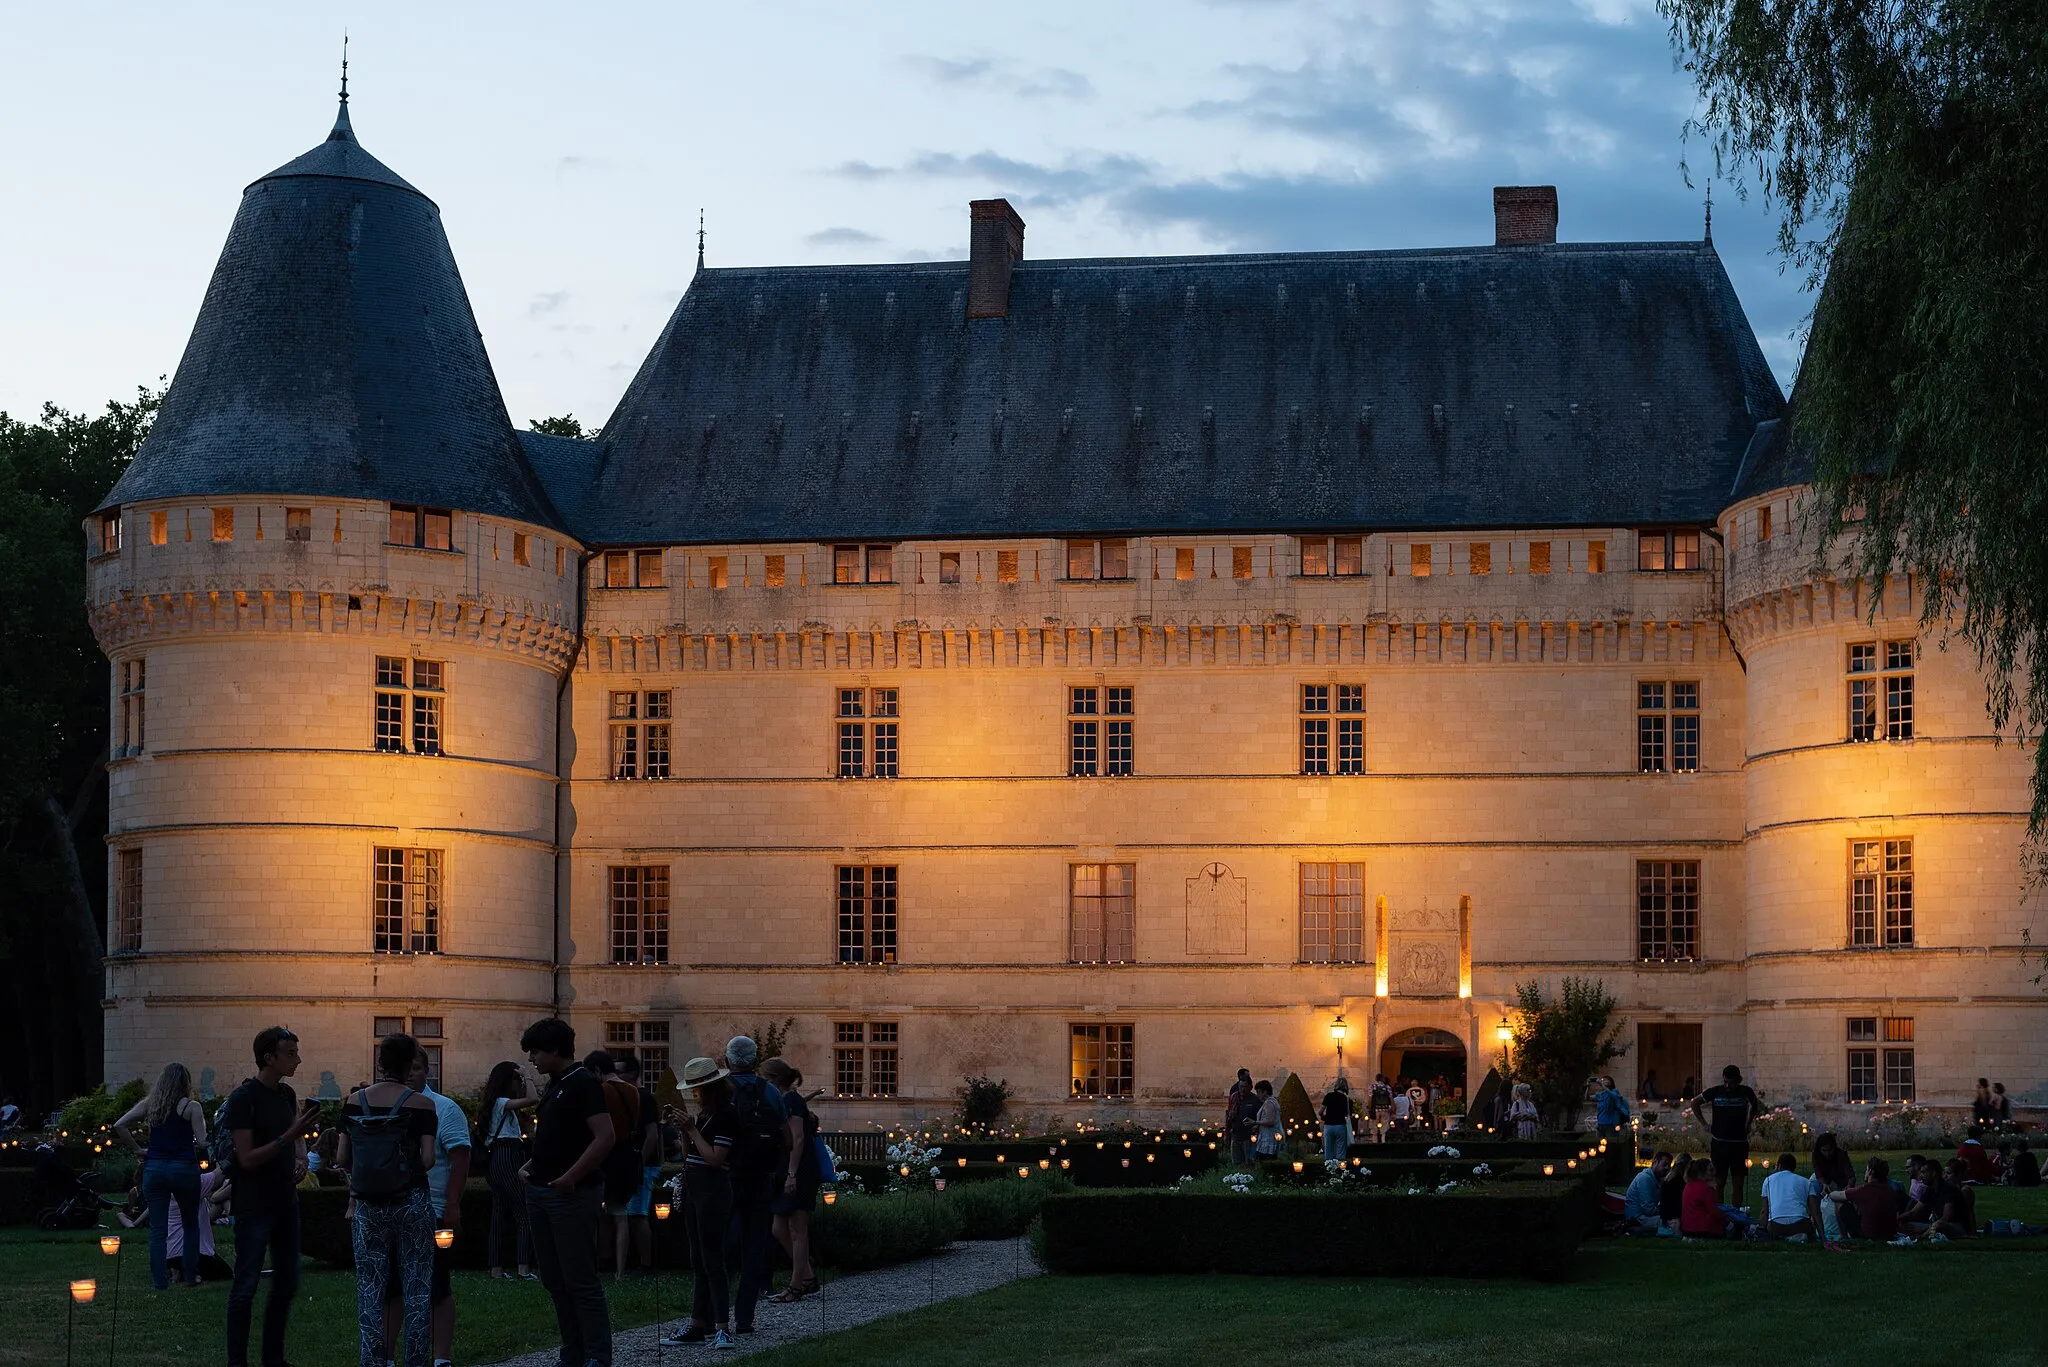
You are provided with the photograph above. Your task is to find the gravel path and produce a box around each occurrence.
[487,1238,1040,1365]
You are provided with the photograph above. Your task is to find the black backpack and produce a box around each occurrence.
[206,1098,241,1176]
[344,1089,420,1200]
[727,1075,790,1179]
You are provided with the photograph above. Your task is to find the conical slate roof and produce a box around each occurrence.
[99,101,560,529]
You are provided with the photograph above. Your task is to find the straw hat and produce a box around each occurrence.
[680,1056,730,1089]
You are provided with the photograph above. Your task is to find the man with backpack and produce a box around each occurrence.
[723,1035,796,1335]
[221,1026,321,1367]
[338,1033,438,1367]
[380,1047,472,1367]
[584,1050,648,1278]
[1368,1074,1396,1143]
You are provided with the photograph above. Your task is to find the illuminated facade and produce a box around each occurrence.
[86,103,2041,1120]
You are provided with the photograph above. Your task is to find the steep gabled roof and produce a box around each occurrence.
[99,102,561,530]
[576,240,1784,546]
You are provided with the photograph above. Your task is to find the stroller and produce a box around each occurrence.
[32,1144,127,1231]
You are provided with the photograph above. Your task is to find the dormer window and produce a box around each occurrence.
[1065,539,1129,581]
[833,544,894,585]
[390,504,454,551]
[1298,536,1363,577]
[601,550,665,588]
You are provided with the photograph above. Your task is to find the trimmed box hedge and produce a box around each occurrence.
[1037,1181,1588,1280]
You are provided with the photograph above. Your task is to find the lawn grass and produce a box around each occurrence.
[744,1242,2048,1367]
[0,1225,682,1366]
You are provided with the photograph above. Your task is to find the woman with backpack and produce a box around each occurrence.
[658,1057,740,1351]
[477,1061,540,1280]
[112,1062,208,1290]
[338,1033,440,1367]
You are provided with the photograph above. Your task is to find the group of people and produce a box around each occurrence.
[1220,1070,1475,1166]
[113,1020,831,1367]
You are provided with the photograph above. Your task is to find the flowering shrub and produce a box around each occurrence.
[1471,1163,1493,1178]
[1323,1159,1367,1186]
[1751,1106,1808,1151]
[1427,1145,1462,1159]
[883,1138,945,1191]
[1222,1171,1256,1195]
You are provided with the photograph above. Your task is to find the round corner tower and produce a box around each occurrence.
[1721,429,2040,1112]
[85,97,580,1100]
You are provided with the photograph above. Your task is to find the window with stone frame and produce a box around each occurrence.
[99,511,122,555]
[608,690,672,779]
[1636,529,1701,571]
[1637,681,1701,773]
[1528,540,1552,575]
[1069,863,1135,963]
[374,656,445,755]
[387,504,453,551]
[608,864,670,965]
[832,544,894,584]
[605,1020,673,1084]
[836,865,898,964]
[1849,838,1914,947]
[1299,683,1364,775]
[285,507,312,542]
[1587,540,1607,573]
[1070,1023,1134,1099]
[1468,542,1492,575]
[373,847,442,954]
[373,1015,443,1089]
[1881,1017,1915,1102]
[1636,859,1699,962]
[115,847,142,953]
[1298,862,1365,963]
[836,687,899,778]
[1847,640,1914,742]
[833,1021,899,1097]
[115,658,146,758]
[1068,686,1133,777]
[599,549,665,588]
[1065,539,1131,580]
[1300,536,1365,577]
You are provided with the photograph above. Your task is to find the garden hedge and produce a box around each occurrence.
[1037,1182,1588,1280]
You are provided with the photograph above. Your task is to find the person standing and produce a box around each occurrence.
[1990,1083,2014,1127]
[583,1050,646,1278]
[760,1057,820,1301]
[477,1062,539,1279]
[660,1057,739,1350]
[519,1018,616,1367]
[612,1053,662,1278]
[1691,1065,1764,1208]
[381,1048,472,1367]
[1406,1080,1429,1134]
[223,1026,320,1367]
[113,1062,208,1290]
[722,1035,793,1335]
[341,1034,438,1367]
[1319,1078,1354,1164]
[1507,1082,1540,1140]
[1593,1076,1631,1139]
[1251,1081,1281,1158]
[1223,1069,1255,1166]
[1368,1074,1394,1143]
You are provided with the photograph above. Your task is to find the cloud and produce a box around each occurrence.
[805,226,884,247]
[555,155,605,174]
[904,54,1093,100]
[830,151,1152,208]
[528,290,570,316]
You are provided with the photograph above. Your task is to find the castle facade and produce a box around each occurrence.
[85,101,2042,1119]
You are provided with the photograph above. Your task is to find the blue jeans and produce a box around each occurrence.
[1322,1125,1350,1164]
[226,1198,301,1367]
[142,1158,202,1289]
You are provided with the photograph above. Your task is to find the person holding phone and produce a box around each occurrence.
[223,1026,320,1367]
[660,1058,741,1351]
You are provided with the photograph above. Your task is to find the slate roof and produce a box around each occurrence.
[1728,417,1810,502]
[577,241,1786,546]
[98,102,561,529]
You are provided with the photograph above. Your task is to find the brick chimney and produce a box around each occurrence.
[967,198,1026,319]
[1493,186,1558,246]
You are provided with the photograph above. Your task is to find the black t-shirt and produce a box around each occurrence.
[1699,1084,1762,1142]
[1321,1091,1353,1124]
[684,1103,739,1168]
[220,1077,299,1215]
[635,1086,658,1159]
[530,1065,607,1188]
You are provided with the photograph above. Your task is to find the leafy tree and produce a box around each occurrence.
[1660,2,2048,870]
[956,1074,1013,1129]
[1505,977,1627,1128]
[0,388,159,1115]
[530,414,591,439]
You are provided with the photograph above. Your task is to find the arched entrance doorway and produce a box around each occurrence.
[1379,1027,1467,1095]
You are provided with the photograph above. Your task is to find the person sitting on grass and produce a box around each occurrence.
[1680,1160,1732,1239]
[1623,1151,1672,1234]
[1805,1133,1854,1241]
[2009,1137,2041,1188]
[1661,1151,1692,1225]
[1955,1126,1999,1184]
[1825,1157,1898,1242]
[1760,1152,1815,1241]
[1900,1157,1971,1240]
